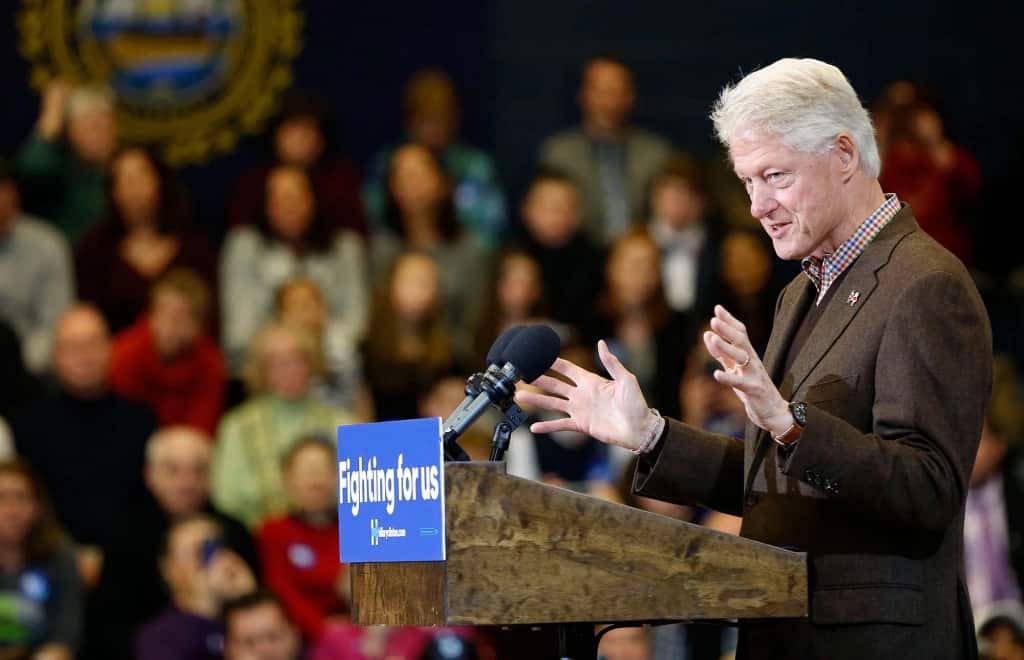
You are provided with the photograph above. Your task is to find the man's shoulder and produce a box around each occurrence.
[625,126,673,152]
[539,127,588,158]
[882,224,976,290]
[110,392,159,423]
[12,214,70,253]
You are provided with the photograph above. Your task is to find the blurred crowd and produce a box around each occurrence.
[0,57,1020,660]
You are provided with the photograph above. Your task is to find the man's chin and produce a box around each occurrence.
[771,240,800,262]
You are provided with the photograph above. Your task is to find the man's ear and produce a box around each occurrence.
[833,133,859,182]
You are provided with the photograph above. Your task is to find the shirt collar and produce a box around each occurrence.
[801,194,901,300]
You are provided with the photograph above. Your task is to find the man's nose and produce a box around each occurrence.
[749,181,778,219]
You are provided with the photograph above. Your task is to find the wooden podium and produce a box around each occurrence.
[351,462,807,658]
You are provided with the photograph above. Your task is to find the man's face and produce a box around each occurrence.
[146,433,211,517]
[580,60,635,133]
[730,130,845,261]
[262,329,312,400]
[54,308,111,398]
[225,602,300,660]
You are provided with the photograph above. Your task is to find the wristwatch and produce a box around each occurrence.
[773,401,807,446]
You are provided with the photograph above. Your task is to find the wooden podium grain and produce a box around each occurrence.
[350,462,807,657]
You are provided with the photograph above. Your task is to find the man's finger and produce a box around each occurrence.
[515,389,570,414]
[531,374,574,399]
[545,357,589,384]
[530,418,579,435]
[712,368,749,390]
[715,304,745,328]
[703,331,735,370]
[705,331,749,367]
[709,316,749,347]
[598,339,631,381]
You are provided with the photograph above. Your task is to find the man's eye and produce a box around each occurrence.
[766,172,792,185]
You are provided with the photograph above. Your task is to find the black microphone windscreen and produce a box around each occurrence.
[501,324,561,382]
[486,325,525,366]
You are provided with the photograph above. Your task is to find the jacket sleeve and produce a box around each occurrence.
[634,419,746,516]
[781,269,991,532]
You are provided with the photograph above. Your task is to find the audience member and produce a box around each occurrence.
[229,89,367,237]
[0,158,74,373]
[363,251,456,421]
[470,249,550,367]
[276,278,371,421]
[258,437,347,641]
[0,320,40,426]
[712,228,782,356]
[75,147,217,333]
[0,459,82,659]
[365,69,507,247]
[111,268,226,435]
[135,516,257,660]
[222,590,303,660]
[13,305,156,581]
[15,80,116,245]
[871,79,925,157]
[880,99,983,266]
[965,356,1024,614]
[646,153,721,316]
[87,427,258,660]
[370,143,487,337]
[212,323,352,528]
[585,230,693,423]
[517,170,604,332]
[977,600,1024,660]
[539,57,672,245]
[221,164,369,373]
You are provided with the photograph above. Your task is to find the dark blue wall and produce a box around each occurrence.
[2,1,1022,237]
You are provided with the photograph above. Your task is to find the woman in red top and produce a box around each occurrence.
[110,268,226,435]
[257,435,347,641]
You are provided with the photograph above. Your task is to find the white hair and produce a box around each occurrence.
[710,58,880,178]
[66,84,115,122]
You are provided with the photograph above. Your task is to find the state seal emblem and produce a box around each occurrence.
[18,0,304,165]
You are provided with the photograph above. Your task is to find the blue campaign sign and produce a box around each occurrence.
[337,418,445,563]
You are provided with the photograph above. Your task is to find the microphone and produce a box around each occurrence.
[442,325,561,455]
[448,325,525,429]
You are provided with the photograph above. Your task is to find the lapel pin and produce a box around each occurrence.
[846,290,860,306]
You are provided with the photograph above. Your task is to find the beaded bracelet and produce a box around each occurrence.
[631,408,666,455]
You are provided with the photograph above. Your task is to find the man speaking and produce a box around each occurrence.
[516,58,991,659]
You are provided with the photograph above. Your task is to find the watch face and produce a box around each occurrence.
[791,402,808,426]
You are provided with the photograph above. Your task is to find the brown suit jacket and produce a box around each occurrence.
[635,206,992,659]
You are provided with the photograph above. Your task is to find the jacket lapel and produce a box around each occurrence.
[744,277,813,465]
[785,206,918,397]
[742,206,918,488]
